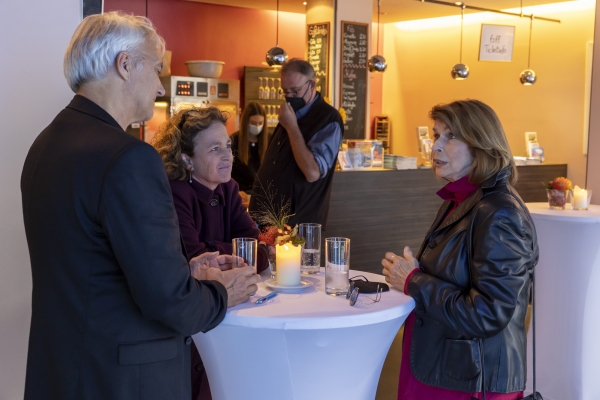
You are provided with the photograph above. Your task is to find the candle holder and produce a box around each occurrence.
[571,189,593,211]
[546,189,569,210]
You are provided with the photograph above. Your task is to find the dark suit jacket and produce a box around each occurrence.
[21,95,228,400]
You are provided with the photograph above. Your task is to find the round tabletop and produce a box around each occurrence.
[222,268,415,330]
[526,202,600,223]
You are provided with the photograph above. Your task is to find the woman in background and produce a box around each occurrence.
[230,102,269,205]
[153,106,267,400]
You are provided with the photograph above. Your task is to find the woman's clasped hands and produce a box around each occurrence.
[381,246,419,292]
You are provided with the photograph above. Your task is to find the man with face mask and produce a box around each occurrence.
[249,59,344,229]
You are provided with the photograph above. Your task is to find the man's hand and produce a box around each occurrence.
[189,252,243,281]
[278,102,299,132]
[207,266,261,307]
[381,246,419,292]
[278,102,320,182]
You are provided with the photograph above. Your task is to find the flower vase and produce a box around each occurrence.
[547,189,568,210]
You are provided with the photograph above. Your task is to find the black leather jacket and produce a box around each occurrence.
[406,167,538,393]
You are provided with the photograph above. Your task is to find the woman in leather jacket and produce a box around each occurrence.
[382,100,538,400]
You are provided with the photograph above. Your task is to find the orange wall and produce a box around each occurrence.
[104,0,306,81]
[382,3,595,186]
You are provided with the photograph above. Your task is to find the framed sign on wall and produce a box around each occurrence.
[479,24,515,62]
[307,22,330,98]
[340,21,368,139]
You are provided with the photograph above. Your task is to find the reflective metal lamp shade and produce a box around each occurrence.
[520,69,537,85]
[266,47,288,66]
[368,55,387,72]
[451,63,469,80]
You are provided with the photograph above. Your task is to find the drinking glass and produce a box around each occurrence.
[232,238,258,273]
[263,77,271,99]
[258,77,264,100]
[270,77,277,100]
[277,78,284,99]
[299,223,321,274]
[325,237,350,296]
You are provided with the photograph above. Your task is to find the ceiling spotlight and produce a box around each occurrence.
[265,0,288,67]
[520,14,537,85]
[369,0,387,73]
[303,1,307,4]
[451,4,469,80]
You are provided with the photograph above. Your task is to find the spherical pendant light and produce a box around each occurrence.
[451,63,469,80]
[368,55,387,72]
[266,46,288,66]
[369,0,387,73]
[452,4,469,81]
[519,69,536,85]
[265,0,287,67]
[520,15,537,85]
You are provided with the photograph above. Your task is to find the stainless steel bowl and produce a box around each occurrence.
[185,60,224,78]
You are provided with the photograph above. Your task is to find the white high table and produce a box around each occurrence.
[525,203,600,400]
[193,269,414,400]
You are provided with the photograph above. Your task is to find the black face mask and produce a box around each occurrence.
[285,96,306,112]
[285,80,311,112]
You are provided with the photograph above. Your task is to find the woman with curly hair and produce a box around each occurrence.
[152,106,268,400]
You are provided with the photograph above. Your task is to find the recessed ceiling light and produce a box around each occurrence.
[454,2,462,5]
[303,1,307,5]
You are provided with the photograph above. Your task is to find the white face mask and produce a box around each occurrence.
[248,124,263,136]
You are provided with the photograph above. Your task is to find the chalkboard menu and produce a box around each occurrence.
[307,22,330,98]
[340,21,368,139]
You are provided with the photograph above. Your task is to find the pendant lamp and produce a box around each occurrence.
[265,0,288,67]
[451,4,469,80]
[520,15,537,85]
[369,0,387,72]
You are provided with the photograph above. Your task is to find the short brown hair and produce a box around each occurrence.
[281,58,316,80]
[429,99,517,185]
[152,107,228,180]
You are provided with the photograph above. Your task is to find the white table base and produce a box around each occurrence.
[525,203,600,400]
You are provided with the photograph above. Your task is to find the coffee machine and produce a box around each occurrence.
[143,76,240,143]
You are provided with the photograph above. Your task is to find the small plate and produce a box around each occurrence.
[264,278,313,293]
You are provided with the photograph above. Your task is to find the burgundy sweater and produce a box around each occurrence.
[170,178,268,272]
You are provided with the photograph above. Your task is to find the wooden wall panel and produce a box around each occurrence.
[326,164,567,274]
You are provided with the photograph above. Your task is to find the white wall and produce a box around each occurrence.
[0,1,80,398]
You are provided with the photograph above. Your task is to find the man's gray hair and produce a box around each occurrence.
[281,58,316,80]
[63,11,165,93]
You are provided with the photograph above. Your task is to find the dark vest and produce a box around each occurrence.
[249,94,343,230]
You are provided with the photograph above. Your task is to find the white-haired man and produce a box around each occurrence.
[21,12,259,400]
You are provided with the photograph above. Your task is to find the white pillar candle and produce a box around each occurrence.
[573,187,589,209]
[276,243,301,286]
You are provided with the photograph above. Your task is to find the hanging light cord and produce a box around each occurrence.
[459,4,465,63]
[276,0,280,47]
[528,15,534,69]
[377,0,381,54]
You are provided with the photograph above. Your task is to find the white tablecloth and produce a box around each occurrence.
[525,203,600,400]
[193,268,414,400]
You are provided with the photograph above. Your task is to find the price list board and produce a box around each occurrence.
[307,22,330,98]
[340,21,368,139]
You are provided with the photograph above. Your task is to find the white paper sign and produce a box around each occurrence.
[479,24,515,62]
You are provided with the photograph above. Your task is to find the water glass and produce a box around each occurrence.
[232,238,258,273]
[299,223,321,274]
[325,237,350,296]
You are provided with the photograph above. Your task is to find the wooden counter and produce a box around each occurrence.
[325,164,567,274]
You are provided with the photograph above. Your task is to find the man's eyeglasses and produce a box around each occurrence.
[281,80,312,97]
[346,281,383,306]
